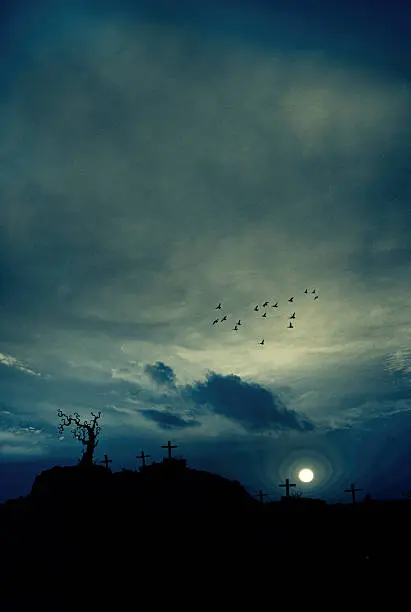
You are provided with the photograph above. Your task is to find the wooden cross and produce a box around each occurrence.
[161,440,178,460]
[136,449,150,468]
[100,454,112,470]
[279,478,296,498]
[344,483,362,504]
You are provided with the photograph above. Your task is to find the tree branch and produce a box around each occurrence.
[57,409,102,464]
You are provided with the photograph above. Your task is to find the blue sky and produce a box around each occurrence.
[0,0,410,503]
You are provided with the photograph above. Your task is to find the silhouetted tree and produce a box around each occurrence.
[57,409,102,467]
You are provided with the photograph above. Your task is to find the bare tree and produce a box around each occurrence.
[57,409,102,467]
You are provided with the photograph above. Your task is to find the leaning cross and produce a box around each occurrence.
[161,440,178,460]
[279,478,296,498]
[344,483,362,505]
[136,449,151,468]
[100,454,112,470]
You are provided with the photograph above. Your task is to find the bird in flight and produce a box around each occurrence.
[272,302,278,308]
[289,312,296,319]
[288,321,293,328]
[262,312,267,318]
[216,303,222,309]
[221,315,227,322]
[288,297,294,302]
[212,319,219,325]
[311,289,316,294]
[304,289,308,294]
[254,305,259,311]
[314,295,319,300]
[259,339,264,345]
[237,319,242,326]
[233,325,239,331]
[262,301,269,307]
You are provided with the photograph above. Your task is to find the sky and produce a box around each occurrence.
[0,0,410,504]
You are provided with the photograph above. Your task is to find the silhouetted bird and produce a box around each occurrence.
[237,319,242,325]
[314,295,319,300]
[262,301,269,307]
[233,325,239,331]
[212,319,219,325]
[311,289,316,294]
[288,297,294,302]
[254,305,259,311]
[288,321,293,328]
[262,312,267,318]
[216,303,222,309]
[304,289,308,294]
[272,302,278,308]
[259,339,264,345]
[289,312,296,319]
[221,315,227,321]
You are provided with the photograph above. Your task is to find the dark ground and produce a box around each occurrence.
[0,460,406,609]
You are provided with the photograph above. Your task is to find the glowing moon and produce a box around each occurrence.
[298,468,314,483]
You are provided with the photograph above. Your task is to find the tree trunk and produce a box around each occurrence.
[79,443,95,468]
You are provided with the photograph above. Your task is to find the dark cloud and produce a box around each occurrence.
[183,371,314,432]
[139,408,200,430]
[144,361,176,387]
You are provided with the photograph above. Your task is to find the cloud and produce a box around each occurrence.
[0,353,45,377]
[139,408,201,430]
[183,371,313,432]
[1,5,409,366]
[0,0,409,505]
[0,401,13,416]
[0,425,48,457]
[144,361,177,387]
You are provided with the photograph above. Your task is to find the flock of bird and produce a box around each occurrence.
[211,289,319,345]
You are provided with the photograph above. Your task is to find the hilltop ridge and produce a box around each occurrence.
[0,456,407,607]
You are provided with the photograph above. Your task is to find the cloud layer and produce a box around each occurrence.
[0,0,410,501]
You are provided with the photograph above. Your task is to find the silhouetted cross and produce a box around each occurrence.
[344,483,362,504]
[136,449,150,468]
[100,454,112,470]
[255,490,268,504]
[161,440,178,460]
[279,478,296,498]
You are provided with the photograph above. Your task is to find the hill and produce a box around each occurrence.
[0,457,408,608]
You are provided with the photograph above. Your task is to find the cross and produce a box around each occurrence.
[279,478,296,498]
[255,490,268,504]
[100,454,112,470]
[344,483,362,504]
[136,449,151,468]
[161,440,178,460]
